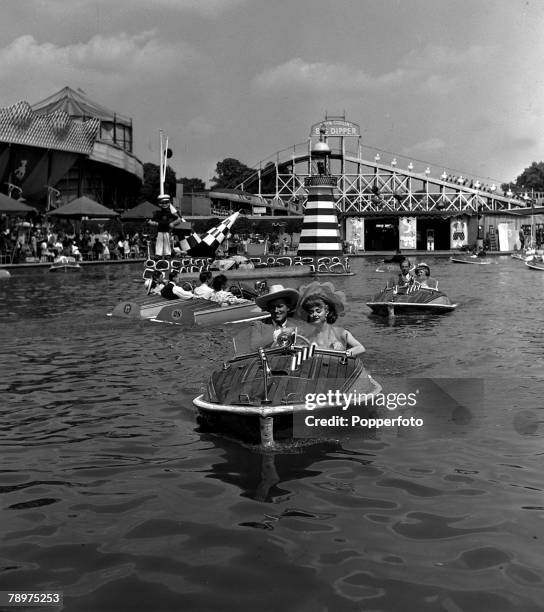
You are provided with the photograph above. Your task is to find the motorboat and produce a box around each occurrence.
[366,283,457,317]
[49,256,81,272]
[450,256,491,265]
[110,282,265,326]
[525,260,544,271]
[193,333,382,449]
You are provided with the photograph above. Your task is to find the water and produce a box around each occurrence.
[0,257,543,612]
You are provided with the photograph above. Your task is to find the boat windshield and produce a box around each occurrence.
[229,317,312,356]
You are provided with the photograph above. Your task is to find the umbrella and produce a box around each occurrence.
[0,193,37,214]
[120,200,160,220]
[49,196,118,218]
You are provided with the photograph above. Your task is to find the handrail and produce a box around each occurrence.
[228,344,351,364]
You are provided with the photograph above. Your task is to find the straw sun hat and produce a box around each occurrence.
[296,281,347,318]
[415,262,431,273]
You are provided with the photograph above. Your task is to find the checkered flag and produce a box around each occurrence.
[187,211,240,257]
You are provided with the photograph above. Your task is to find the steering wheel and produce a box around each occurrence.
[293,334,311,347]
[274,331,311,349]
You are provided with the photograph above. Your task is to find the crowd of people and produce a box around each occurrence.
[0,219,149,264]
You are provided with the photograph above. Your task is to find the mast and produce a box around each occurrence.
[159,130,169,198]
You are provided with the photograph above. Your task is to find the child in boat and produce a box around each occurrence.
[414,262,438,290]
[210,274,251,306]
[193,271,214,299]
[297,281,365,357]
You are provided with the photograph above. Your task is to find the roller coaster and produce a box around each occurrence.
[236,116,528,217]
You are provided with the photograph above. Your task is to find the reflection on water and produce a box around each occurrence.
[0,258,543,611]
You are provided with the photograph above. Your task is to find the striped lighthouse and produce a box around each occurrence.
[297,126,343,268]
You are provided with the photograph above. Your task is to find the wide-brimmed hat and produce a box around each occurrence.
[255,284,300,312]
[296,281,347,318]
[415,262,430,273]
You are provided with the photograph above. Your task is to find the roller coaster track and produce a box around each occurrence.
[237,142,527,216]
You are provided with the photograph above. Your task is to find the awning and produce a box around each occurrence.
[209,189,266,206]
[49,196,118,218]
[0,193,37,214]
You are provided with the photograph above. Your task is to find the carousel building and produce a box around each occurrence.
[0,87,143,211]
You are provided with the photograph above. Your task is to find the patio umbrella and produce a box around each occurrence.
[0,193,37,214]
[120,200,159,220]
[49,196,118,218]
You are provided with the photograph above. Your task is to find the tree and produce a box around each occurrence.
[211,158,255,189]
[502,161,544,195]
[140,163,177,202]
[178,177,206,194]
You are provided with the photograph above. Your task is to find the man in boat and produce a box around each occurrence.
[148,194,181,259]
[233,284,301,352]
[385,259,414,290]
[160,270,195,300]
[193,271,214,299]
[414,262,438,290]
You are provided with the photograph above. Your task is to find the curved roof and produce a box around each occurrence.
[0,100,99,154]
[32,86,131,127]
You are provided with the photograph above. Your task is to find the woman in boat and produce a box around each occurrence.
[144,270,165,295]
[414,262,438,290]
[297,281,365,357]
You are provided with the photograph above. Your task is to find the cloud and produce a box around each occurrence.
[32,0,248,17]
[254,58,408,93]
[253,45,490,96]
[0,32,199,103]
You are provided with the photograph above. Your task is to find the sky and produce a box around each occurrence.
[0,0,542,188]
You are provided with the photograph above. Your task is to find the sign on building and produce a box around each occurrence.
[310,119,361,138]
[346,217,364,251]
[450,218,468,249]
[399,217,417,249]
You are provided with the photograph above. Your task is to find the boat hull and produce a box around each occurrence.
[49,263,81,272]
[111,295,261,326]
[450,257,491,265]
[194,350,382,448]
[525,261,544,271]
[366,287,456,317]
